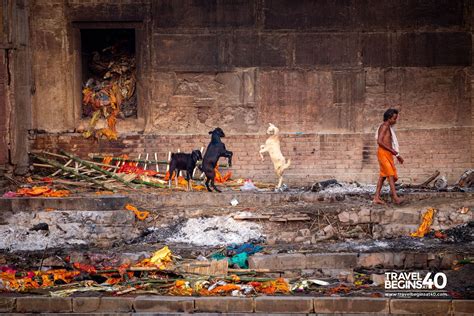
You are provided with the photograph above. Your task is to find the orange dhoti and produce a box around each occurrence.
[377,147,398,181]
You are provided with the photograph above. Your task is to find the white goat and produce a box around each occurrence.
[259,123,291,189]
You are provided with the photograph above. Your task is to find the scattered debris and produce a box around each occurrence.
[311,179,341,192]
[457,169,474,188]
[459,207,470,214]
[125,204,150,221]
[434,176,448,191]
[29,223,49,232]
[240,179,258,192]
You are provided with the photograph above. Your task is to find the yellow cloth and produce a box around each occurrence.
[377,147,398,181]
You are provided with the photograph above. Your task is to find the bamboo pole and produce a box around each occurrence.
[154,152,159,172]
[59,150,138,189]
[32,155,110,190]
[88,154,228,168]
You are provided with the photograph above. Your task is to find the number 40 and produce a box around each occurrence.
[422,272,447,289]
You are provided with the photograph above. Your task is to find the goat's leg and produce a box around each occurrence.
[211,178,221,193]
[205,177,212,192]
[168,167,174,189]
[259,145,267,161]
[222,150,233,167]
[276,176,283,189]
[186,171,192,192]
[175,170,179,188]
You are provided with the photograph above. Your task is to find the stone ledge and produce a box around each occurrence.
[0,295,467,314]
[452,300,474,315]
[133,296,194,313]
[254,296,313,313]
[15,297,72,313]
[73,297,134,312]
[306,253,357,269]
[390,298,451,315]
[195,297,254,313]
[0,297,15,313]
[313,297,389,313]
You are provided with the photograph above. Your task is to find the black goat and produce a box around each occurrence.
[201,127,233,192]
[168,150,203,191]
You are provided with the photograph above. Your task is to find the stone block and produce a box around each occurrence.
[0,297,15,313]
[354,0,463,29]
[263,0,353,30]
[371,274,385,286]
[452,300,474,314]
[68,1,147,21]
[153,0,255,28]
[391,210,421,225]
[250,253,306,270]
[73,297,100,313]
[295,33,358,67]
[306,253,357,269]
[195,297,253,313]
[255,296,313,313]
[230,32,289,67]
[313,297,389,314]
[16,297,72,313]
[390,299,451,315]
[361,33,391,67]
[100,297,134,312]
[133,296,194,313]
[357,253,394,268]
[153,35,219,70]
[392,32,471,67]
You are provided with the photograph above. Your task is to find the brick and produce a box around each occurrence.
[314,297,389,313]
[306,253,357,269]
[452,300,474,314]
[16,297,72,313]
[390,299,451,315]
[133,296,194,313]
[0,297,15,313]
[195,297,253,313]
[255,296,313,313]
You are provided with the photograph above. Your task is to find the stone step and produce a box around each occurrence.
[0,195,129,212]
[0,209,140,251]
[10,247,469,274]
[1,296,471,314]
[248,251,467,272]
[128,191,474,208]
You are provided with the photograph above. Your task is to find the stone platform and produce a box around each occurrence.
[0,296,472,315]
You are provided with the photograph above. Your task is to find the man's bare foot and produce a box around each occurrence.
[392,197,405,205]
[372,197,386,205]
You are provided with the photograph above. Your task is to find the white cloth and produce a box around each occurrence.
[375,124,399,153]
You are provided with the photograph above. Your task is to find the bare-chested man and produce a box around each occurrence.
[373,108,405,205]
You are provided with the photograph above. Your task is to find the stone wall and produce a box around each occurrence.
[31,126,472,184]
[7,0,474,183]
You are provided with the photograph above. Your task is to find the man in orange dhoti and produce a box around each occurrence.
[373,108,405,205]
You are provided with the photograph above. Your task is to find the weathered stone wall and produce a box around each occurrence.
[16,0,474,183]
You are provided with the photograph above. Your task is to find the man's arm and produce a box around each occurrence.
[377,124,397,155]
